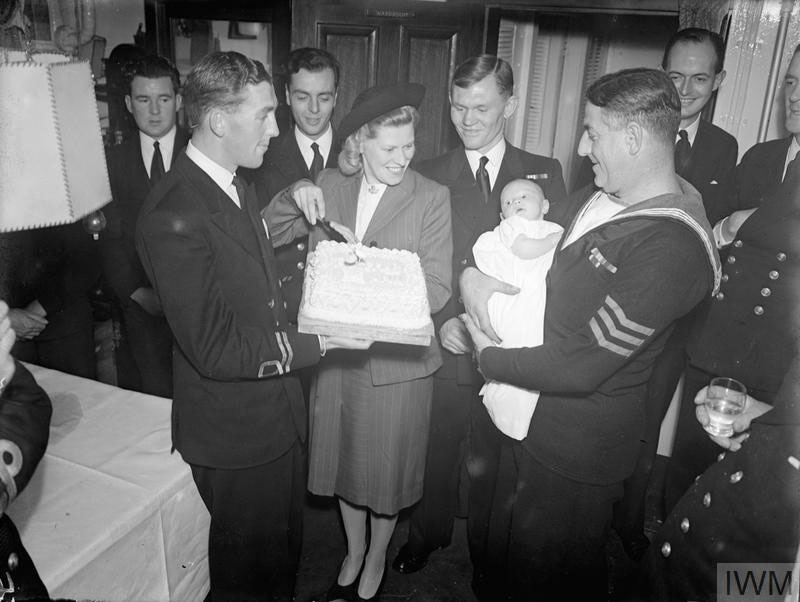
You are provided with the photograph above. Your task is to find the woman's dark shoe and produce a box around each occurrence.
[326,578,358,602]
[355,562,387,601]
[325,557,364,602]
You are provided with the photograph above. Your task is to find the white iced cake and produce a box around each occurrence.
[298,241,433,344]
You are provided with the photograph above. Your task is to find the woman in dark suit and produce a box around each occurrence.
[266,83,452,601]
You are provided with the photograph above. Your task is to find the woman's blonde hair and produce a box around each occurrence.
[338,105,420,176]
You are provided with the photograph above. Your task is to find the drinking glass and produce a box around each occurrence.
[703,377,747,437]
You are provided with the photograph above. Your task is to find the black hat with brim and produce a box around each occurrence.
[338,82,425,141]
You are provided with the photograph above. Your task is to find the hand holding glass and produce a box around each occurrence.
[703,377,747,437]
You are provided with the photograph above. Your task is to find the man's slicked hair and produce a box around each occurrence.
[451,54,514,98]
[183,51,271,129]
[286,47,341,89]
[661,27,726,74]
[125,54,181,95]
[586,68,681,145]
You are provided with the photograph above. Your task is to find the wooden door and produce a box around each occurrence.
[292,1,486,160]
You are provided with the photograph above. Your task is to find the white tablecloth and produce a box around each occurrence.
[7,364,210,602]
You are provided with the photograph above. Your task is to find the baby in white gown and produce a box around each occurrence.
[472,179,564,440]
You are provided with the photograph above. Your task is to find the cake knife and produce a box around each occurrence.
[318,217,350,244]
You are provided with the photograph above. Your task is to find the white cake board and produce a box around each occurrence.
[298,315,433,346]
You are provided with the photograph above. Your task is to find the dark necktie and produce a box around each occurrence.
[476,155,491,203]
[232,174,248,208]
[150,140,165,185]
[310,142,324,182]
[674,129,691,177]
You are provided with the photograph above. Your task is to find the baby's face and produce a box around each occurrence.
[501,181,547,220]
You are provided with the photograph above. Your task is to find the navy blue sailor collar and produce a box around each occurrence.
[605,177,722,296]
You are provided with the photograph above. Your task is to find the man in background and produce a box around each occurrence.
[1,221,99,380]
[570,27,737,217]
[662,27,738,223]
[242,47,341,323]
[391,54,566,580]
[100,55,189,397]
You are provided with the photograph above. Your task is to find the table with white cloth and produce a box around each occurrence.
[6,364,210,601]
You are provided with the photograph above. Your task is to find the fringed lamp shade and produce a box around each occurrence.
[0,51,111,232]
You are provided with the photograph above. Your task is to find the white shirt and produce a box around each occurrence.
[185,141,242,209]
[140,125,178,177]
[783,136,800,180]
[355,178,387,241]
[562,191,625,247]
[465,138,506,189]
[676,115,701,147]
[295,125,333,171]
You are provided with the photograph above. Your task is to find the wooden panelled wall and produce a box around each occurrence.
[292,0,486,160]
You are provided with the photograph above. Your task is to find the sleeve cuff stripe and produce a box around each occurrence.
[276,332,287,364]
[604,295,655,336]
[280,331,293,372]
[590,317,633,357]
[275,332,288,371]
[258,360,284,377]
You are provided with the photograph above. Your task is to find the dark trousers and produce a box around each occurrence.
[191,442,304,602]
[613,318,690,551]
[121,303,173,398]
[13,301,96,379]
[467,394,515,590]
[469,403,623,602]
[403,375,476,555]
[662,364,723,514]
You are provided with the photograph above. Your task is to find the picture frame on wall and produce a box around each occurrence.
[227,21,258,40]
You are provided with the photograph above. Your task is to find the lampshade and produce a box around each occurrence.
[0,50,111,232]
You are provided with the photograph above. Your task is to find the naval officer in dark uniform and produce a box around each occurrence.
[628,349,800,602]
[664,44,800,513]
